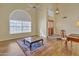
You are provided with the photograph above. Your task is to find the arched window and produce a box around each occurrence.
[9,10,31,34]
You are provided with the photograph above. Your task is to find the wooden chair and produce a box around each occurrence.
[60,30,66,38]
[60,30,67,40]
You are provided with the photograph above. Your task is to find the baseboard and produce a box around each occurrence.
[0,35,38,42]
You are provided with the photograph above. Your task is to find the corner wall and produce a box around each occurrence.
[55,3,79,35]
[0,4,38,41]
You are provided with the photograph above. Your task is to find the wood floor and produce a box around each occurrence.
[0,36,79,56]
[0,39,25,56]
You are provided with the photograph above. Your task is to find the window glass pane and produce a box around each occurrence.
[10,20,31,34]
[22,21,31,32]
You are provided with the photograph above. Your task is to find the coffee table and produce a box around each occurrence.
[23,37,43,51]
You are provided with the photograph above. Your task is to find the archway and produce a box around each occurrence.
[9,10,31,34]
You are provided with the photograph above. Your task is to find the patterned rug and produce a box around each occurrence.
[17,39,44,55]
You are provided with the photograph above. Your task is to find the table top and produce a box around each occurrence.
[67,34,79,42]
[24,37,43,43]
[67,34,79,38]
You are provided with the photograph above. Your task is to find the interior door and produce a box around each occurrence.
[48,20,54,36]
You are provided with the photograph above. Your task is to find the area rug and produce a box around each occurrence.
[17,39,44,55]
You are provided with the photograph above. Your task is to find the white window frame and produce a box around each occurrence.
[9,10,32,34]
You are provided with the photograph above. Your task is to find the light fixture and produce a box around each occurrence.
[55,8,59,15]
[55,3,60,15]
[33,6,36,8]
[76,21,79,27]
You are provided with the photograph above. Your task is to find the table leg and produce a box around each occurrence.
[23,39,26,44]
[65,40,67,46]
[30,43,32,51]
[71,41,72,47]
[41,39,43,45]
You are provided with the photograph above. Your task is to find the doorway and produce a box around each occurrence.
[48,20,54,36]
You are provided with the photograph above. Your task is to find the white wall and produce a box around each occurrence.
[55,3,79,35]
[0,3,56,41]
[2,3,78,41]
[47,3,56,34]
[0,4,38,41]
[37,4,48,37]
[37,3,55,37]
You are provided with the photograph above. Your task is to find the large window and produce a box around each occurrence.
[9,10,31,34]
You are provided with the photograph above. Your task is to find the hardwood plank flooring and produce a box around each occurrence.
[0,36,79,56]
[0,39,25,56]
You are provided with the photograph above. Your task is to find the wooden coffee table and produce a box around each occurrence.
[23,37,43,51]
